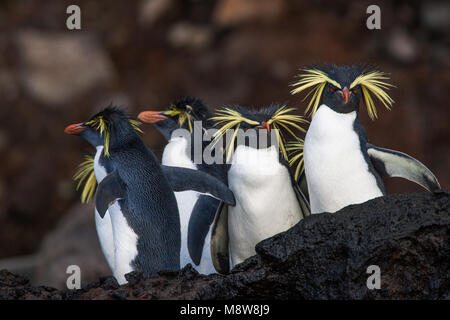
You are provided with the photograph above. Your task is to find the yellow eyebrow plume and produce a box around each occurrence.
[211,106,307,162]
[349,70,395,120]
[73,155,97,203]
[290,68,342,117]
[163,108,194,132]
[210,108,259,161]
[286,139,304,181]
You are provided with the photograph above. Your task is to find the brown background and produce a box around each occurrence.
[0,0,448,287]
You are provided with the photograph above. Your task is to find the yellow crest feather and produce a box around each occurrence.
[291,67,395,120]
[349,70,394,120]
[290,69,342,117]
[129,119,143,134]
[164,108,193,132]
[85,116,110,156]
[286,139,305,181]
[210,106,307,162]
[73,155,97,203]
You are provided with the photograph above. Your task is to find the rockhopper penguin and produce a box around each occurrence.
[290,65,441,214]
[65,115,142,273]
[66,107,235,284]
[138,97,227,274]
[209,104,310,273]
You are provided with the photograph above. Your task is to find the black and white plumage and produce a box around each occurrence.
[209,104,310,274]
[138,97,227,274]
[65,116,121,274]
[67,107,234,284]
[291,64,441,214]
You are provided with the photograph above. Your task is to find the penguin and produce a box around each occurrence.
[209,104,310,274]
[65,118,142,272]
[290,65,441,214]
[65,107,235,284]
[138,97,227,274]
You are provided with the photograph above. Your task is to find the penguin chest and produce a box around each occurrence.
[304,105,383,214]
[228,145,302,266]
[93,146,115,272]
[108,201,138,285]
[162,137,199,268]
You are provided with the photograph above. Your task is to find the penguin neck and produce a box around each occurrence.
[162,135,197,170]
[229,145,282,183]
[94,146,108,182]
[154,121,177,141]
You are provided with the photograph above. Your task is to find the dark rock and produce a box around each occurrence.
[0,192,448,299]
[99,276,120,290]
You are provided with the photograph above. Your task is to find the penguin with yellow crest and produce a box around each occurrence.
[290,65,441,214]
[209,104,310,273]
[65,106,235,284]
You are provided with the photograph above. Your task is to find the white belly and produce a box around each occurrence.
[196,226,216,274]
[93,146,115,273]
[108,201,138,285]
[228,145,302,266]
[162,137,217,273]
[304,105,383,214]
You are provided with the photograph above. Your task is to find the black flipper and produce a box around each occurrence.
[187,195,219,265]
[210,201,230,274]
[95,170,127,218]
[161,165,236,205]
[367,144,441,192]
[298,171,309,202]
[293,181,311,218]
[281,157,311,217]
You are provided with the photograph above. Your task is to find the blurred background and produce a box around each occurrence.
[0,0,448,289]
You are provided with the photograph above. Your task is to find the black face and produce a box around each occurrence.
[216,104,286,150]
[65,118,105,147]
[78,126,104,147]
[65,106,138,150]
[317,65,365,114]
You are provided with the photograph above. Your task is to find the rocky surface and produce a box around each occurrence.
[1,191,448,300]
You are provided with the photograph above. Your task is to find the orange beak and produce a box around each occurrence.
[257,121,271,132]
[338,87,350,104]
[64,122,86,135]
[138,111,168,123]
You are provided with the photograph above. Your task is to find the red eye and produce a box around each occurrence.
[353,89,358,94]
[329,87,335,92]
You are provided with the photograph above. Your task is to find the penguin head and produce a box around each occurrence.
[65,120,104,147]
[211,104,307,161]
[291,64,394,120]
[138,97,212,140]
[65,106,142,156]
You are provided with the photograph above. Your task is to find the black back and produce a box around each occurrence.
[100,107,181,275]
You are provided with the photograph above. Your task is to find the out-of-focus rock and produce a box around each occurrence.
[0,254,37,280]
[0,269,63,300]
[16,30,115,107]
[421,2,450,30]
[213,0,286,26]
[33,203,110,290]
[0,130,7,153]
[0,70,19,102]
[167,23,213,51]
[139,0,174,27]
[386,28,418,64]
